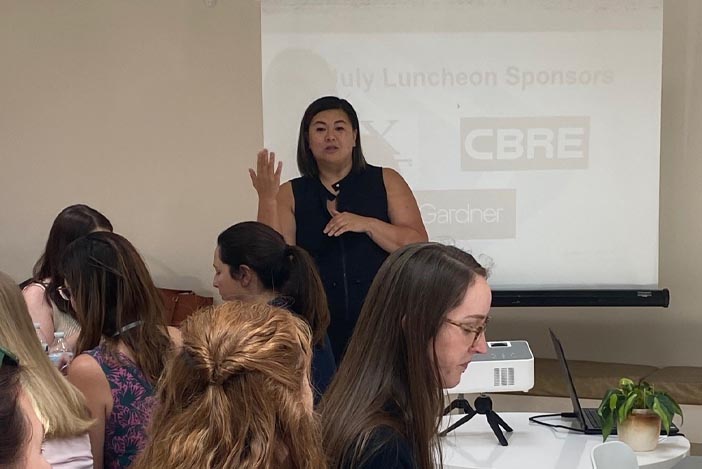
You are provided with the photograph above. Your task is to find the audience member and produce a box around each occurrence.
[133,301,326,469]
[0,345,51,469]
[320,243,491,469]
[23,204,113,351]
[250,96,427,361]
[0,271,93,468]
[214,221,335,400]
[61,231,180,469]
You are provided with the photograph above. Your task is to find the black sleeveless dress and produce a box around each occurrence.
[269,296,336,403]
[291,164,390,362]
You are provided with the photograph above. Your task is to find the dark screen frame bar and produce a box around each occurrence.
[491,289,670,307]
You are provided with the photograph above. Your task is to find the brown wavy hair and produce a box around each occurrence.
[320,243,487,469]
[59,231,172,385]
[133,301,327,469]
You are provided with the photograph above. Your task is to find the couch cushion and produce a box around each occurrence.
[527,358,659,400]
[643,367,702,405]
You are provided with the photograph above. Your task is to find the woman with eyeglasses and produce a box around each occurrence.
[0,346,51,469]
[0,271,94,468]
[60,231,181,469]
[320,243,491,469]
[23,204,113,353]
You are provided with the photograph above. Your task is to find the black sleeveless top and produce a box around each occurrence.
[269,296,336,403]
[291,164,390,362]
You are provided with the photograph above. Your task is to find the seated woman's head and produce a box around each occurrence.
[213,221,290,302]
[59,231,169,382]
[32,204,112,286]
[214,221,329,347]
[0,348,50,469]
[31,204,112,306]
[134,301,325,469]
[338,242,490,388]
[321,243,491,468]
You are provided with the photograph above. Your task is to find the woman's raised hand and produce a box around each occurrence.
[249,149,283,200]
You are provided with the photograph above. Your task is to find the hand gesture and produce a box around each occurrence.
[324,209,371,237]
[249,149,283,201]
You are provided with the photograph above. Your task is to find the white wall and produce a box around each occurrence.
[1,0,701,366]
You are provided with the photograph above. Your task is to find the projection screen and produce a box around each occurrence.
[261,0,663,289]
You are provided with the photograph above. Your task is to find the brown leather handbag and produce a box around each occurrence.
[158,288,213,327]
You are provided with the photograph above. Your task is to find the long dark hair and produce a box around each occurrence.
[217,222,330,346]
[32,204,112,314]
[296,96,367,178]
[0,354,25,467]
[59,232,172,384]
[320,243,487,469]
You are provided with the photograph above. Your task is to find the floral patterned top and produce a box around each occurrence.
[85,345,155,469]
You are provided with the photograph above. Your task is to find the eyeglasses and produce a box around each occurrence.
[445,316,490,347]
[0,345,20,369]
[57,286,72,302]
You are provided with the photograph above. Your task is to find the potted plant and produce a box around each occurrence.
[597,377,683,451]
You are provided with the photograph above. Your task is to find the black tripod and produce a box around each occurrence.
[440,394,513,446]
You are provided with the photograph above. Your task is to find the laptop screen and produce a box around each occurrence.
[549,328,588,429]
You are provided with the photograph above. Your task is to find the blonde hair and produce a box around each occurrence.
[133,301,327,469]
[0,271,93,438]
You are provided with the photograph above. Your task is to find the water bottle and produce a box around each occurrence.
[34,323,48,353]
[48,332,73,366]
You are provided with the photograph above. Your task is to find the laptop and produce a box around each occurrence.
[548,328,679,436]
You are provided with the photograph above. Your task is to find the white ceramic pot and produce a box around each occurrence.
[618,409,662,452]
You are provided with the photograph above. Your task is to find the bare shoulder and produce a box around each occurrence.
[67,354,111,422]
[67,354,104,382]
[382,167,411,192]
[381,167,428,240]
[67,355,111,401]
[22,282,46,301]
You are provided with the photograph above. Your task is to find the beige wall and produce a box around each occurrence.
[0,0,262,294]
[1,1,700,367]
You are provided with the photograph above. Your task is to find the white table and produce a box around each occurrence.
[440,412,690,469]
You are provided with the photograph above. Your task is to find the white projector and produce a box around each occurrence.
[448,340,534,394]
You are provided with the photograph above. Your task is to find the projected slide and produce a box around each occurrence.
[261,0,662,289]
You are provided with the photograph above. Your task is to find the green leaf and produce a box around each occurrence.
[601,415,615,442]
[609,392,620,411]
[619,393,638,423]
[619,377,635,393]
[662,392,684,417]
[598,393,612,418]
[653,397,672,434]
[658,393,684,426]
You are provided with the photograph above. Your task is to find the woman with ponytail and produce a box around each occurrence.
[213,221,335,401]
[133,301,326,469]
